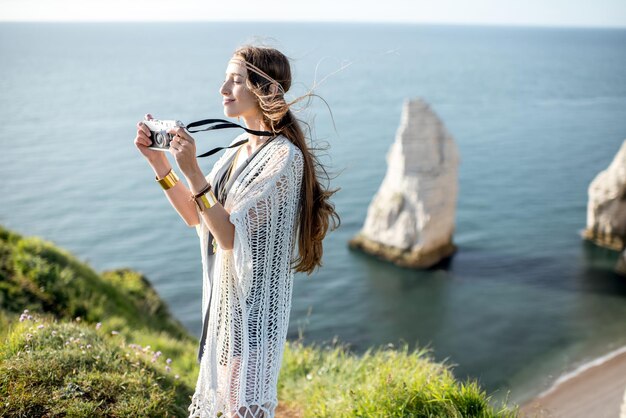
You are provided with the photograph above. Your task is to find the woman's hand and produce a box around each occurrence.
[135,113,167,164]
[167,126,206,192]
[167,126,198,175]
[135,113,171,178]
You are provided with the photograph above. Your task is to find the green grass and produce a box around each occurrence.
[0,225,518,417]
[0,225,189,340]
[1,317,191,417]
[278,339,517,417]
[0,224,200,389]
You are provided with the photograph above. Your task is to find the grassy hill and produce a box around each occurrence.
[0,225,518,417]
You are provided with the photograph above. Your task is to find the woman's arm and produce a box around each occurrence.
[149,155,200,228]
[184,166,235,250]
[135,118,200,227]
[165,125,236,251]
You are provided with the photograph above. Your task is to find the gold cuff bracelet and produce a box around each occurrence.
[194,189,218,213]
[156,169,179,190]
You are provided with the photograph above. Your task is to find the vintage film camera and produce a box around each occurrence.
[144,119,185,151]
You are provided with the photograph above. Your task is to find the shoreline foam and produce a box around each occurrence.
[521,345,626,418]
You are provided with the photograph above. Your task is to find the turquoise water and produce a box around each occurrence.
[1,22,626,404]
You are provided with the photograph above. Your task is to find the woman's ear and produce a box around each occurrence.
[269,83,279,96]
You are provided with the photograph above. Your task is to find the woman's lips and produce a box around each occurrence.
[223,99,235,106]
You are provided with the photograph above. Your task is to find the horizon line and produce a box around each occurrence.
[1,19,625,30]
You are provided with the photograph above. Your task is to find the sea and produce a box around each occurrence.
[1,22,625,406]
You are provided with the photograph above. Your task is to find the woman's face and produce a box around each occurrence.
[220,57,260,120]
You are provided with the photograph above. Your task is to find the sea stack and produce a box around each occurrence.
[582,140,626,274]
[349,98,460,268]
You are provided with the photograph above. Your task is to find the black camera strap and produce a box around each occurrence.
[185,118,274,158]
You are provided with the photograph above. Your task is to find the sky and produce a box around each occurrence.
[1,0,625,28]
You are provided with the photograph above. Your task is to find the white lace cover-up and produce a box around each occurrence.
[189,135,303,418]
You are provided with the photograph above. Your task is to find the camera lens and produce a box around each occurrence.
[154,131,165,148]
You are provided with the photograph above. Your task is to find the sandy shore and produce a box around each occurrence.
[520,346,626,418]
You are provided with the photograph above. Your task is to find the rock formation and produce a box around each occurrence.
[349,99,460,268]
[581,139,626,274]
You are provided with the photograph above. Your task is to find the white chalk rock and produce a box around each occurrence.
[583,139,626,252]
[349,99,460,268]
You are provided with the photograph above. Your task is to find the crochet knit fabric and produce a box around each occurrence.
[189,135,303,418]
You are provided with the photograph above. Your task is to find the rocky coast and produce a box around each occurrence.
[349,98,460,269]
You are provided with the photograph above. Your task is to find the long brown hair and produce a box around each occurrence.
[233,45,340,275]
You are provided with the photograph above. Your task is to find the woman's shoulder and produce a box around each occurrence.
[270,135,303,164]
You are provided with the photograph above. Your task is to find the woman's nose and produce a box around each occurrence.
[220,82,230,96]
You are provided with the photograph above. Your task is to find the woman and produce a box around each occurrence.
[134,45,339,417]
